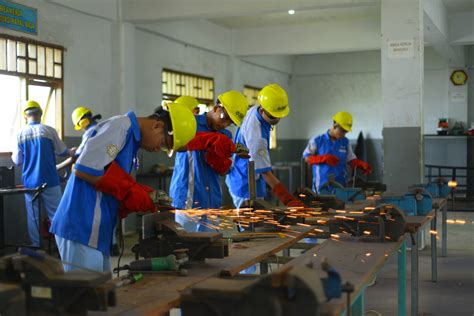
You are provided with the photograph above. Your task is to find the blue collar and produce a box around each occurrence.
[325,130,347,143]
[126,111,141,142]
[196,113,210,130]
[28,121,40,125]
[255,106,270,129]
[86,122,97,130]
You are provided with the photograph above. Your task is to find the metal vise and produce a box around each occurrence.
[133,211,229,261]
[294,187,345,211]
[180,262,344,316]
[0,248,115,315]
[328,204,408,242]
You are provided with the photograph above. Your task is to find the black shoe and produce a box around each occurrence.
[110,244,120,257]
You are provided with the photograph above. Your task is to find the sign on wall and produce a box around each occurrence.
[387,39,415,59]
[0,1,37,35]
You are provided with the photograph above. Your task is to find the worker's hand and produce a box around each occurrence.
[350,159,372,175]
[235,143,250,159]
[94,161,156,218]
[272,182,306,207]
[205,152,232,175]
[149,189,173,206]
[69,147,77,156]
[121,183,156,214]
[187,132,236,158]
[307,154,339,167]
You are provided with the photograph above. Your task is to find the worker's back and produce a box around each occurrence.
[13,122,67,188]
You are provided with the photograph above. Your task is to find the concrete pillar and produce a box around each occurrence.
[381,0,424,194]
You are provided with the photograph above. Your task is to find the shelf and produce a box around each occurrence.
[424,135,473,139]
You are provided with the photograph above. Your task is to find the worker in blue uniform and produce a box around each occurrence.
[11,100,75,248]
[50,105,197,272]
[225,83,304,209]
[170,92,249,232]
[303,111,372,193]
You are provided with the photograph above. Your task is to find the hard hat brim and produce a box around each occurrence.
[264,104,290,119]
[226,107,243,126]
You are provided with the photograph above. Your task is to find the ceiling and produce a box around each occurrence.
[441,0,474,12]
[210,5,380,29]
[210,0,474,30]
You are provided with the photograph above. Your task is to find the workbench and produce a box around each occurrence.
[97,227,315,315]
[281,238,406,316]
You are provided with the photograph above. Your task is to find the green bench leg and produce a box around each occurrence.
[398,242,407,316]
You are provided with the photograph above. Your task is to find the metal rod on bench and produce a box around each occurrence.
[248,160,256,203]
[300,158,306,188]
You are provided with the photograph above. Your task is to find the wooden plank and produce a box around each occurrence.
[99,226,315,315]
[276,237,404,316]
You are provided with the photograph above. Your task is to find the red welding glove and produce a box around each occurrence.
[94,161,155,217]
[205,152,232,175]
[350,159,372,175]
[307,154,339,167]
[187,132,236,158]
[272,182,306,207]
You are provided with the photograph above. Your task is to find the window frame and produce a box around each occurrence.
[0,34,65,140]
[162,68,214,105]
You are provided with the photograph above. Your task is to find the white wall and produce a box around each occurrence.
[4,0,119,137]
[286,48,450,140]
[133,27,293,117]
[468,46,474,128]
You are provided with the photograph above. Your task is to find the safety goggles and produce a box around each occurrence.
[161,121,175,157]
[262,109,280,125]
[218,106,235,126]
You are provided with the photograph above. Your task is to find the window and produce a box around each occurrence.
[162,69,214,106]
[243,85,277,149]
[0,34,64,152]
[243,85,260,107]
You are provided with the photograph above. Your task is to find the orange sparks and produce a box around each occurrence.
[296,223,311,227]
[429,230,438,235]
[365,252,371,257]
[363,231,371,235]
[335,210,347,214]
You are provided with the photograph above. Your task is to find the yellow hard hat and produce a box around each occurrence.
[71,106,92,130]
[333,111,353,132]
[23,100,42,115]
[175,96,200,112]
[257,83,290,118]
[168,103,197,150]
[218,90,248,126]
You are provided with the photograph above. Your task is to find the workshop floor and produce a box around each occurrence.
[111,211,474,316]
[365,211,474,316]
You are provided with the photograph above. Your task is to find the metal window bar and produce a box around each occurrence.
[162,69,214,104]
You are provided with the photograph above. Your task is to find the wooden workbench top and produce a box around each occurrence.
[97,227,315,315]
[280,238,405,316]
[432,198,447,209]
